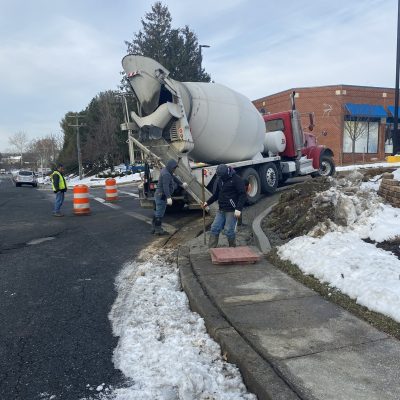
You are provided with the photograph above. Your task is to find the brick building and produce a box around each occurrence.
[253,85,397,165]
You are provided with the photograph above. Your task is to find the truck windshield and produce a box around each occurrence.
[265,119,284,132]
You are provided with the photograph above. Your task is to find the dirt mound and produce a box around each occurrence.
[262,177,334,245]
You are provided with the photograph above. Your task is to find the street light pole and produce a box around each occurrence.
[199,44,210,78]
[393,0,400,155]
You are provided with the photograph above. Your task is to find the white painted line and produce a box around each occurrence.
[118,190,139,198]
[125,211,152,224]
[92,196,121,210]
[125,211,175,233]
[91,195,176,233]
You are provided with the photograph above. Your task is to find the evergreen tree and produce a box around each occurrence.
[58,92,129,173]
[124,2,210,83]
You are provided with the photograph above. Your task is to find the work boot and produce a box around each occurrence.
[228,237,236,247]
[150,216,156,234]
[154,217,168,236]
[208,234,219,249]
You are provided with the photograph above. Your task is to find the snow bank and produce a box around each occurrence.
[278,169,400,323]
[102,248,255,400]
[278,232,400,322]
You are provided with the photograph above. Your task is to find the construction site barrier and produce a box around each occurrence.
[73,185,91,215]
[105,178,118,201]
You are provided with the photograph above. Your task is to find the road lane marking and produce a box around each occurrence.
[92,197,121,209]
[118,190,139,198]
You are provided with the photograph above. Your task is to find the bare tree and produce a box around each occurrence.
[29,134,63,171]
[8,131,28,168]
[343,119,368,153]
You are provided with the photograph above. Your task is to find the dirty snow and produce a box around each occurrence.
[278,167,400,323]
[94,247,255,400]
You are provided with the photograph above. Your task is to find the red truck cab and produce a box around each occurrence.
[263,108,335,177]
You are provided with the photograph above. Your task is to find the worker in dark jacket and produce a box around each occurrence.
[51,164,68,217]
[152,159,188,235]
[202,164,247,248]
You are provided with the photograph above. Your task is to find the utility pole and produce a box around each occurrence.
[115,91,137,165]
[68,113,85,180]
[393,0,400,155]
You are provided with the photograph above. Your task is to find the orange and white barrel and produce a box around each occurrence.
[73,185,90,215]
[105,178,118,201]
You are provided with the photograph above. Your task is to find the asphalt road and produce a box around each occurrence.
[0,176,187,400]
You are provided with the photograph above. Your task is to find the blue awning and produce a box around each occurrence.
[345,103,387,118]
[388,105,400,117]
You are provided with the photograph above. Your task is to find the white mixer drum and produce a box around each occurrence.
[179,82,265,163]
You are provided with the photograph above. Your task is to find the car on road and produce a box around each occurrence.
[15,170,38,187]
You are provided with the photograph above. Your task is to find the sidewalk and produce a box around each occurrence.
[178,196,400,400]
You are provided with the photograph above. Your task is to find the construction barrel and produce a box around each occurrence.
[105,178,118,202]
[73,185,91,215]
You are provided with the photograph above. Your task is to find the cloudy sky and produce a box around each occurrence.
[0,0,396,152]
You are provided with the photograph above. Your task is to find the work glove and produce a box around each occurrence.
[182,182,189,189]
[234,210,241,218]
[167,198,173,206]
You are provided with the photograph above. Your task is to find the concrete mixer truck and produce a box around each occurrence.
[120,55,335,210]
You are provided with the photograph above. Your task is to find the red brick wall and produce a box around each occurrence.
[253,85,395,166]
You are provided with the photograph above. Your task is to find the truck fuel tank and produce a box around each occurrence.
[263,130,286,155]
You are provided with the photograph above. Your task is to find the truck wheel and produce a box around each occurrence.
[240,168,261,205]
[317,156,335,177]
[258,163,278,194]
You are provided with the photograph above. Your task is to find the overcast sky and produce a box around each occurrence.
[0,0,396,152]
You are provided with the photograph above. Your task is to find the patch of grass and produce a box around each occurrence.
[267,248,400,340]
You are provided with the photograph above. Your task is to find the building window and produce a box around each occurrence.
[343,119,379,154]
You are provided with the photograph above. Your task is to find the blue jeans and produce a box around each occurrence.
[154,192,167,218]
[54,191,65,213]
[210,210,237,239]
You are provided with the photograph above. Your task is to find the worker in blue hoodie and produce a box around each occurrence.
[152,159,188,235]
[202,164,247,248]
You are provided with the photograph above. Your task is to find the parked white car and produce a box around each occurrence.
[15,170,38,187]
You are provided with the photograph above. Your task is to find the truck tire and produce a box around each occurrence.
[314,155,335,177]
[240,168,261,205]
[258,163,278,194]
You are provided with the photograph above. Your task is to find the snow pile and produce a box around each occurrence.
[308,170,383,237]
[103,248,255,400]
[279,232,400,321]
[38,172,142,187]
[67,173,141,188]
[278,169,400,323]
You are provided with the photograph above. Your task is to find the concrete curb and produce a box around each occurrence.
[251,203,276,254]
[178,246,300,400]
